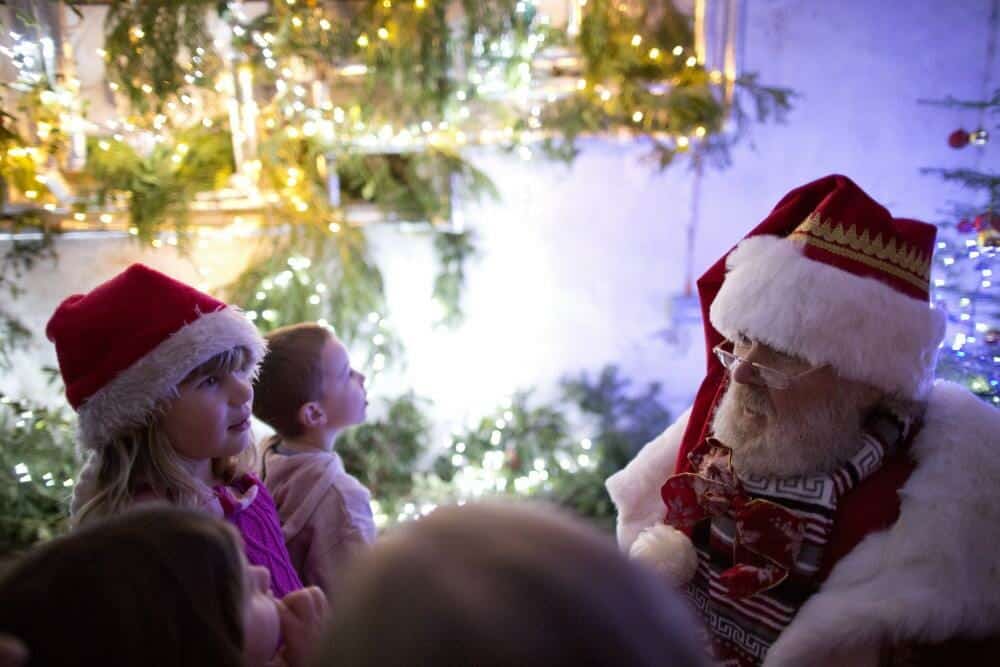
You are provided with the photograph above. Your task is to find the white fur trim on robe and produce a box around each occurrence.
[606,407,690,551]
[764,381,1000,665]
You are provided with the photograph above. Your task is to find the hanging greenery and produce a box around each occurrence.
[432,228,477,327]
[0,209,55,371]
[83,122,236,243]
[0,392,77,554]
[102,0,222,114]
[1,0,792,336]
[90,0,789,326]
[380,365,672,531]
[337,391,434,521]
[221,222,401,370]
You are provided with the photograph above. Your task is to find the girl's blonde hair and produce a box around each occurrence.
[73,346,257,526]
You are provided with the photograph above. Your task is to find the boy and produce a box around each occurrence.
[254,322,374,598]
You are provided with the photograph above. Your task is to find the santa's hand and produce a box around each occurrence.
[274,585,328,667]
[629,524,698,586]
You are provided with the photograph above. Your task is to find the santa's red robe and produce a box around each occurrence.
[607,380,1000,666]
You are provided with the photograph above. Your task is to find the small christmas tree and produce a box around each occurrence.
[924,90,999,406]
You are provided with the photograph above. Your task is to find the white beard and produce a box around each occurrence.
[710,381,872,478]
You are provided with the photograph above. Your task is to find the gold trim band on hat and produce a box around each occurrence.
[790,233,930,293]
[790,213,931,288]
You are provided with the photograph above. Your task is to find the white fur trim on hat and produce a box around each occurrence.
[630,523,699,585]
[709,235,946,400]
[76,307,266,453]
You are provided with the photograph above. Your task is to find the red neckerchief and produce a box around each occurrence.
[661,439,805,599]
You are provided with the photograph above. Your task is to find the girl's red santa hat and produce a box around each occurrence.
[46,263,266,453]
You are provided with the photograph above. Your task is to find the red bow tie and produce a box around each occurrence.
[660,439,806,599]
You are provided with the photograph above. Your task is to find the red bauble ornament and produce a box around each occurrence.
[957,219,974,232]
[505,446,522,472]
[948,129,970,149]
[973,212,1000,232]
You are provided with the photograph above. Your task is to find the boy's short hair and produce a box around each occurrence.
[253,323,333,437]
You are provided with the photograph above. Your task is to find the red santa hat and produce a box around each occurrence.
[630,175,948,584]
[711,174,945,399]
[677,174,946,474]
[46,263,266,453]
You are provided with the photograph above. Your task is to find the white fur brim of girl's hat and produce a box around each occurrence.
[76,307,266,451]
[46,263,267,454]
[708,178,946,401]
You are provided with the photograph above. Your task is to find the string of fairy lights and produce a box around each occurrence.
[370,394,604,527]
[0,0,738,234]
[932,229,999,405]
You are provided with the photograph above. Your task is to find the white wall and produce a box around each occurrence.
[3,0,998,430]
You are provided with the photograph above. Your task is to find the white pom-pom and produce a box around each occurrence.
[629,524,698,585]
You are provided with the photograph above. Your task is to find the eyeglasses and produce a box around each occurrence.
[712,344,825,390]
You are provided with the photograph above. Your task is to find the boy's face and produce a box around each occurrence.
[314,336,367,432]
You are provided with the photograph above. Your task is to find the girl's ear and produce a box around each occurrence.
[297,402,325,429]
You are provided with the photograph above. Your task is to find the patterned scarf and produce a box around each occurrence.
[661,414,909,667]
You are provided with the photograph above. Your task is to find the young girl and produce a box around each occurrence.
[45,263,303,596]
[0,506,326,667]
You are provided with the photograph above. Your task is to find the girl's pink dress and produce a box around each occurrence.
[214,473,304,597]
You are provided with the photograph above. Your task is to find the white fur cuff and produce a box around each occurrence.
[630,523,699,585]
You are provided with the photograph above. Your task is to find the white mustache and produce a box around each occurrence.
[730,384,774,418]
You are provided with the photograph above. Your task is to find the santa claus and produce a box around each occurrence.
[607,174,1000,666]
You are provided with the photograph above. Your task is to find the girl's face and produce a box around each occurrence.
[242,561,282,667]
[161,364,254,466]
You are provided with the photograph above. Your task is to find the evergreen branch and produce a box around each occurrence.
[917,89,1000,112]
[920,167,1000,194]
